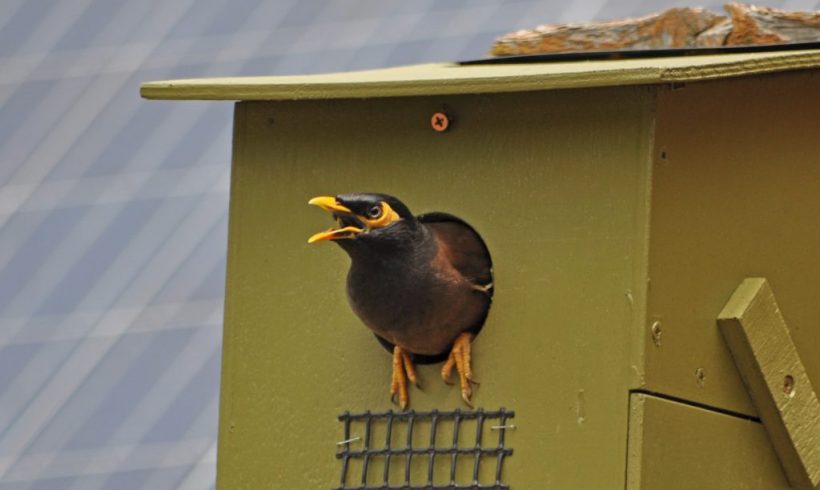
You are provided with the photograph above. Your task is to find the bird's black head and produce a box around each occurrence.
[335,193,415,224]
[307,193,419,251]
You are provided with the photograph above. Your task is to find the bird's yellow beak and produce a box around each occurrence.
[307,196,364,243]
[308,196,351,214]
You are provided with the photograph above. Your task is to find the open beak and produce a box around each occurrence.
[307,196,364,243]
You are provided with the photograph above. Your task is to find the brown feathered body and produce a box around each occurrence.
[338,209,493,361]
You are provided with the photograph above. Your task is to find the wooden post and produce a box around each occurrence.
[718,278,820,489]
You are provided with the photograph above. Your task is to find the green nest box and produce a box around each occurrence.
[142,49,820,489]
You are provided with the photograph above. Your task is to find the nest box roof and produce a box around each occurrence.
[141,48,820,101]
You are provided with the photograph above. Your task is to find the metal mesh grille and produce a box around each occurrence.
[335,408,514,490]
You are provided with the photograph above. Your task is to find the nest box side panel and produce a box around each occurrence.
[643,69,820,417]
[626,393,788,489]
[217,88,655,489]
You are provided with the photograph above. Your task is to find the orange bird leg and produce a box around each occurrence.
[440,333,475,407]
[391,346,418,409]
[402,351,419,388]
[441,352,456,385]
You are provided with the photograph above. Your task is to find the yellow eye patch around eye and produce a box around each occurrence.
[363,202,400,228]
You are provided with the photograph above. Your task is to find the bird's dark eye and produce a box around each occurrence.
[367,205,383,219]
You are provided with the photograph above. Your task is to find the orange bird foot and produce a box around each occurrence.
[441,332,477,407]
[390,346,419,410]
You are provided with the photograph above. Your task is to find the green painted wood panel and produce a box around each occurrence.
[627,393,788,489]
[217,87,654,488]
[643,70,820,417]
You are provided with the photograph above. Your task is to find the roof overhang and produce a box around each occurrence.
[140,49,820,101]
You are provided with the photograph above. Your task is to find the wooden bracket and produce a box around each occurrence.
[718,278,820,489]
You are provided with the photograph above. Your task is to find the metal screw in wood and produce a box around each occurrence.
[695,367,706,387]
[431,112,450,132]
[783,375,795,397]
[650,321,662,347]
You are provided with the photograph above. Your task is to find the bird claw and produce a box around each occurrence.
[441,355,455,385]
[391,346,418,409]
[461,391,474,408]
[441,333,476,407]
[403,352,420,389]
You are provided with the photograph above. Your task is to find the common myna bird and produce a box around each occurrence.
[308,193,493,408]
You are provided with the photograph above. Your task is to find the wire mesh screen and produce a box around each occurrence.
[335,408,514,490]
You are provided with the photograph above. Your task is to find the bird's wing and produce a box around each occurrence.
[417,212,493,297]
